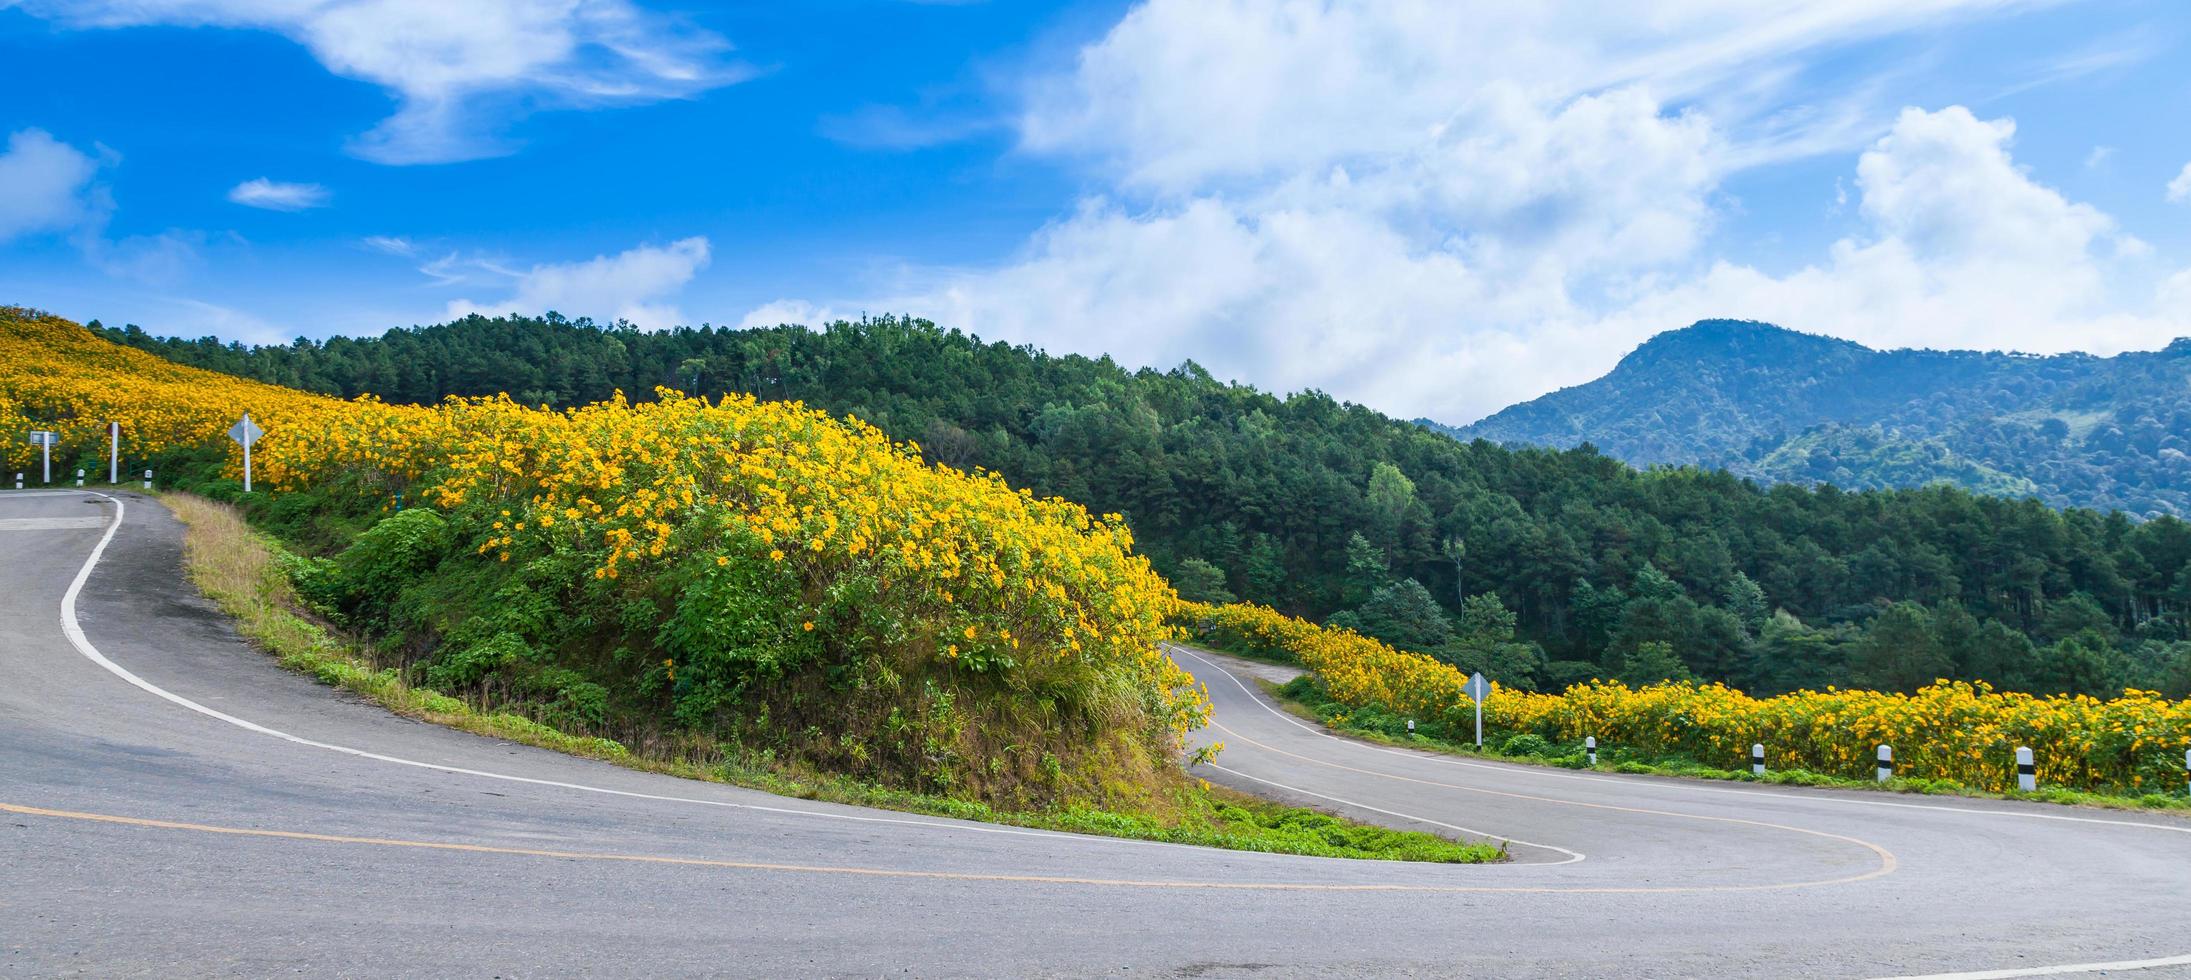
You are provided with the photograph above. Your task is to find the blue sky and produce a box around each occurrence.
[4,1,2191,423]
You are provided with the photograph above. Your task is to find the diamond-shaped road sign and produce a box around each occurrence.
[1463,671,1494,703]
[227,415,264,449]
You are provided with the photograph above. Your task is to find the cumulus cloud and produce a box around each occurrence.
[1576,106,2175,359]
[443,237,710,329]
[0,128,104,241]
[16,1,748,164]
[227,178,330,211]
[744,0,2191,423]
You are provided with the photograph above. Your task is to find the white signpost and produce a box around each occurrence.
[1463,671,1494,748]
[107,421,120,484]
[25,430,56,485]
[228,414,264,492]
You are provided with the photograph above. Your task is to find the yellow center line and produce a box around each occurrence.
[1207,721,1900,890]
[5,799,1884,894]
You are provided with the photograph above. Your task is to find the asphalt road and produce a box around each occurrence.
[5,490,2191,978]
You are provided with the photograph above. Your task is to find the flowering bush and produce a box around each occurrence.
[1184,600,2191,795]
[4,308,1206,805]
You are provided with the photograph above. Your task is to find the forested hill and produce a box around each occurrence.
[94,313,2191,701]
[1433,319,2191,517]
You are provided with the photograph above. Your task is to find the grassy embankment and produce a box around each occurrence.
[167,492,1501,862]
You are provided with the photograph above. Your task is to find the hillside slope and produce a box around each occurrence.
[1,308,1202,811]
[89,310,2191,701]
[1436,319,2191,517]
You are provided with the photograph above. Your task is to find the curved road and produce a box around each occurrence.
[4,490,2190,978]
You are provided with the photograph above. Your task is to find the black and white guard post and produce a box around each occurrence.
[1876,744,1894,783]
[74,468,83,488]
[228,413,265,493]
[1585,736,1597,767]
[26,430,55,485]
[1406,719,1415,735]
[142,469,152,490]
[2015,746,2036,792]
[12,472,19,490]
[1463,672,1494,748]
[1751,742,1765,776]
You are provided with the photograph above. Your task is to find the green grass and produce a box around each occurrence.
[1258,673,2191,816]
[164,492,1501,864]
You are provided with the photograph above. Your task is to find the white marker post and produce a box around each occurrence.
[1751,742,1766,776]
[107,422,119,484]
[227,414,265,493]
[1585,736,1597,767]
[26,430,55,484]
[12,473,20,490]
[74,468,83,488]
[143,469,152,490]
[2015,746,2036,792]
[1406,719,1415,735]
[1463,672,1493,748]
[1876,744,1894,783]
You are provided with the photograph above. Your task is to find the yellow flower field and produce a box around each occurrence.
[1184,600,2191,795]
[1,308,1208,761]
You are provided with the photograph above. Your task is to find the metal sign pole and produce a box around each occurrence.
[1464,671,1493,748]
[41,437,50,485]
[108,422,119,484]
[228,414,264,494]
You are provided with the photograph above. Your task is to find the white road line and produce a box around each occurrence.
[1873,952,2191,979]
[41,492,1339,859]
[1173,645,2191,838]
[1175,647,2191,978]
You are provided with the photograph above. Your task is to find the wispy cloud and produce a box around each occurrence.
[227,178,330,211]
[2168,162,2191,203]
[442,237,711,329]
[14,1,754,165]
[361,235,415,257]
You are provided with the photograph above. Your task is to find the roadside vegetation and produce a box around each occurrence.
[1187,600,2191,808]
[0,308,1495,862]
[90,310,2191,705]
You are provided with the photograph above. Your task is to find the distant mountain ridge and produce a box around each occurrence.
[1429,319,2191,517]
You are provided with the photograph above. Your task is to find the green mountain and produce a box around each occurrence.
[89,312,2191,699]
[1433,319,2191,518]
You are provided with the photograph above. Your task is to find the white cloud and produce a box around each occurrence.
[0,128,103,241]
[361,235,415,256]
[2168,162,2191,203]
[17,1,748,164]
[1019,0,2033,192]
[443,237,710,329]
[748,1,2191,424]
[1586,106,2178,359]
[737,299,834,330]
[227,178,330,211]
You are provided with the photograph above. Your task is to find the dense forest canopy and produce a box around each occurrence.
[1437,318,2191,518]
[95,313,2191,700]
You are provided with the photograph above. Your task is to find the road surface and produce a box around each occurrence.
[3,490,2189,978]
